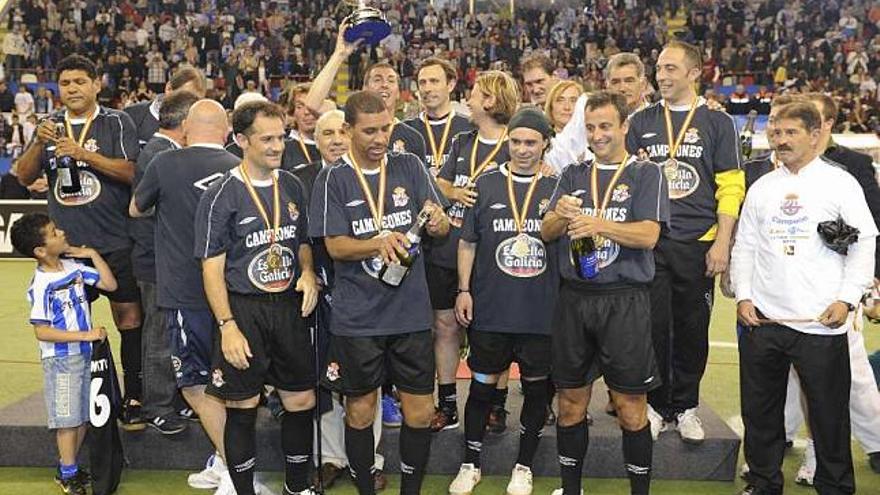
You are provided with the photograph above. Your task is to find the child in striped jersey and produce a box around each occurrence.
[12,213,116,495]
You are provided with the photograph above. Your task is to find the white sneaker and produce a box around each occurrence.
[676,408,705,444]
[254,478,276,495]
[795,439,816,486]
[449,463,481,495]
[505,464,533,495]
[550,489,583,495]
[647,405,665,441]
[212,472,235,495]
[740,462,750,480]
[190,453,226,489]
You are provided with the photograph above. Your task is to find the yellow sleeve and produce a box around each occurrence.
[714,168,745,219]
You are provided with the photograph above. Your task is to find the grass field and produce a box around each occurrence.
[1,259,879,494]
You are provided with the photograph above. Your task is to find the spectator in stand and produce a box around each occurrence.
[0,80,14,113]
[34,86,53,115]
[726,84,753,115]
[14,84,34,117]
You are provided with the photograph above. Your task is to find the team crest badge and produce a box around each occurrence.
[780,193,802,216]
[84,138,99,153]
[287,201,299,221]
[612,184,630,203]
[683,127,700,144]
[326,362,340,382]
[393,140,406,153]
[392,186,409,207]
[212,369,224,388]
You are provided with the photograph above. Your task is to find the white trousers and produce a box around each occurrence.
[314,390,385,469]
[784,327,880,453]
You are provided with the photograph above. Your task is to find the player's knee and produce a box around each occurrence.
[433,310,459,335]
[400,394,434,428]
[279,390,315,412]
[111,303,143,329]
[557,389,589,426]
[614,396,648,431]
[521,377,550,403]
[346,394,378,429]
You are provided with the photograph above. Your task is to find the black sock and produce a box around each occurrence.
[463,381,494,467]
[517,380,549,467]
[492,386,509,408]
[282,409,314,493]
[438,383,457,410]
[622,424,653,495]
[225,408,258,495]
[345,423,375,495]
[557,420,588,495]
[400,424,432,495]
[120,327,143,400]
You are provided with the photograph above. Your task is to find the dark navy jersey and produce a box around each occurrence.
[131,134,180,282]
[459,164,559,334]
[42,106,140,253]
[626,98,741,240]
[291,159,334,290]
[548,157,670,285]
[402,111,474,171]
[389,120,428,160]
[281,130,319,173]
[136,145,240,308]
[123,98,160,147]
[744,153,776,190]
[432,130,511,269]
[194,168,310,295]
[308,152,448,337]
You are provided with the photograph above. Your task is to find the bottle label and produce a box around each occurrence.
[577,252,599,279]
[380,262,408,286]
[58,167,73,187]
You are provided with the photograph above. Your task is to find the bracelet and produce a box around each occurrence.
[217,317,235,328]
[457,288,470,294]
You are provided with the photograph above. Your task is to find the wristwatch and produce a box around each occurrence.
[839,301,856,312]
[217,317,235,328]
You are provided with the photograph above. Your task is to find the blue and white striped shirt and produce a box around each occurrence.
[27,259,100,359]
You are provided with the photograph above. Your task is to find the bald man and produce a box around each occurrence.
[130,99,250,491]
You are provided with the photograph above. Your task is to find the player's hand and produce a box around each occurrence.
[453,186,478,207]
[54,137,88,161]
[818,301,851,329]
[334,19,364,57]
[705,239,730,277]
[296,270,319,317]
[719,270,735,299]
[375,231,410,265]
[424,200,447,235]
[736,300,761,327]
[705,99,725,112]
[221,322,253,370]
[64,245,97,259]
[455,291,473,327]
[554,194,582,220]
[568,214,605,240]
[84,326,108,342]
[540,162,556,176]
[36,120,56,145]
[27,175,49,194]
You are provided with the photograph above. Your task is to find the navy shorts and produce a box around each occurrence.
[167,308,215,388]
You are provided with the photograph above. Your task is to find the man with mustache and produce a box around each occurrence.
[625,40,745,443]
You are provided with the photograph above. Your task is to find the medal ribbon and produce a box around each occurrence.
[423,110,455,168]
[663,98,699,161]
[64,107,98,147]
[348,153,387,232]
[297,133,313,163]
[469,130,507,181]
[505,164,542,234]
[240,163,281,242]
[590,153,630,217]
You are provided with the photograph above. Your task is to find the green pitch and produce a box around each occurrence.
[1,260,879,494]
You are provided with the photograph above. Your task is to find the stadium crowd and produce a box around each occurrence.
[4,1,880,495]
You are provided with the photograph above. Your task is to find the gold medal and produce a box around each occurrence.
[664,157,679,180]
[266,243,283,269]
[511,233,531,257]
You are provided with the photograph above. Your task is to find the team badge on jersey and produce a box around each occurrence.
[612,184,630,203]
[84,138,99,153]
[54,169,102,206]
[247,244,296,292]
[495,233,547,278]
[287,201,300,222]
[683,127,700,144]
[393,140,406,153]
[392,186,409,207]
[663,160,701,200]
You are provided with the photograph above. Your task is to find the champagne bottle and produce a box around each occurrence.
[379,208,431,287]
[571,236,599,279]
[740,110,757,160]
[54,122,82,195]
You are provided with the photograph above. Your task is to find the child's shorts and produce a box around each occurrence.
[42,353,91,429]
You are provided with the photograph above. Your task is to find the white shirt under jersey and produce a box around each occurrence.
[731,156,878,335]
[27,259,100,359]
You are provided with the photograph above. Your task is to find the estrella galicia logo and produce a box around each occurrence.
[495,234,547,278]
[247,244,295,292]
[54,169,102,206]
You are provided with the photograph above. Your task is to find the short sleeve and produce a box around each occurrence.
[624,113,643,155]
[79,264,101,287]
[308,167,350,238]
[438,133,464,182]
[711,112,743,173]
[134,156,162,211]
[194,175,235,258]
[286,172,310,240]
[632,163,670,224]
[112,111,141,162]
[27,282,50,325]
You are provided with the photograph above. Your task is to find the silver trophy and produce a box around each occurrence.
[342,0,391,45]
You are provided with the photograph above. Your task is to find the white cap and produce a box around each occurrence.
[233,91,268,110]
